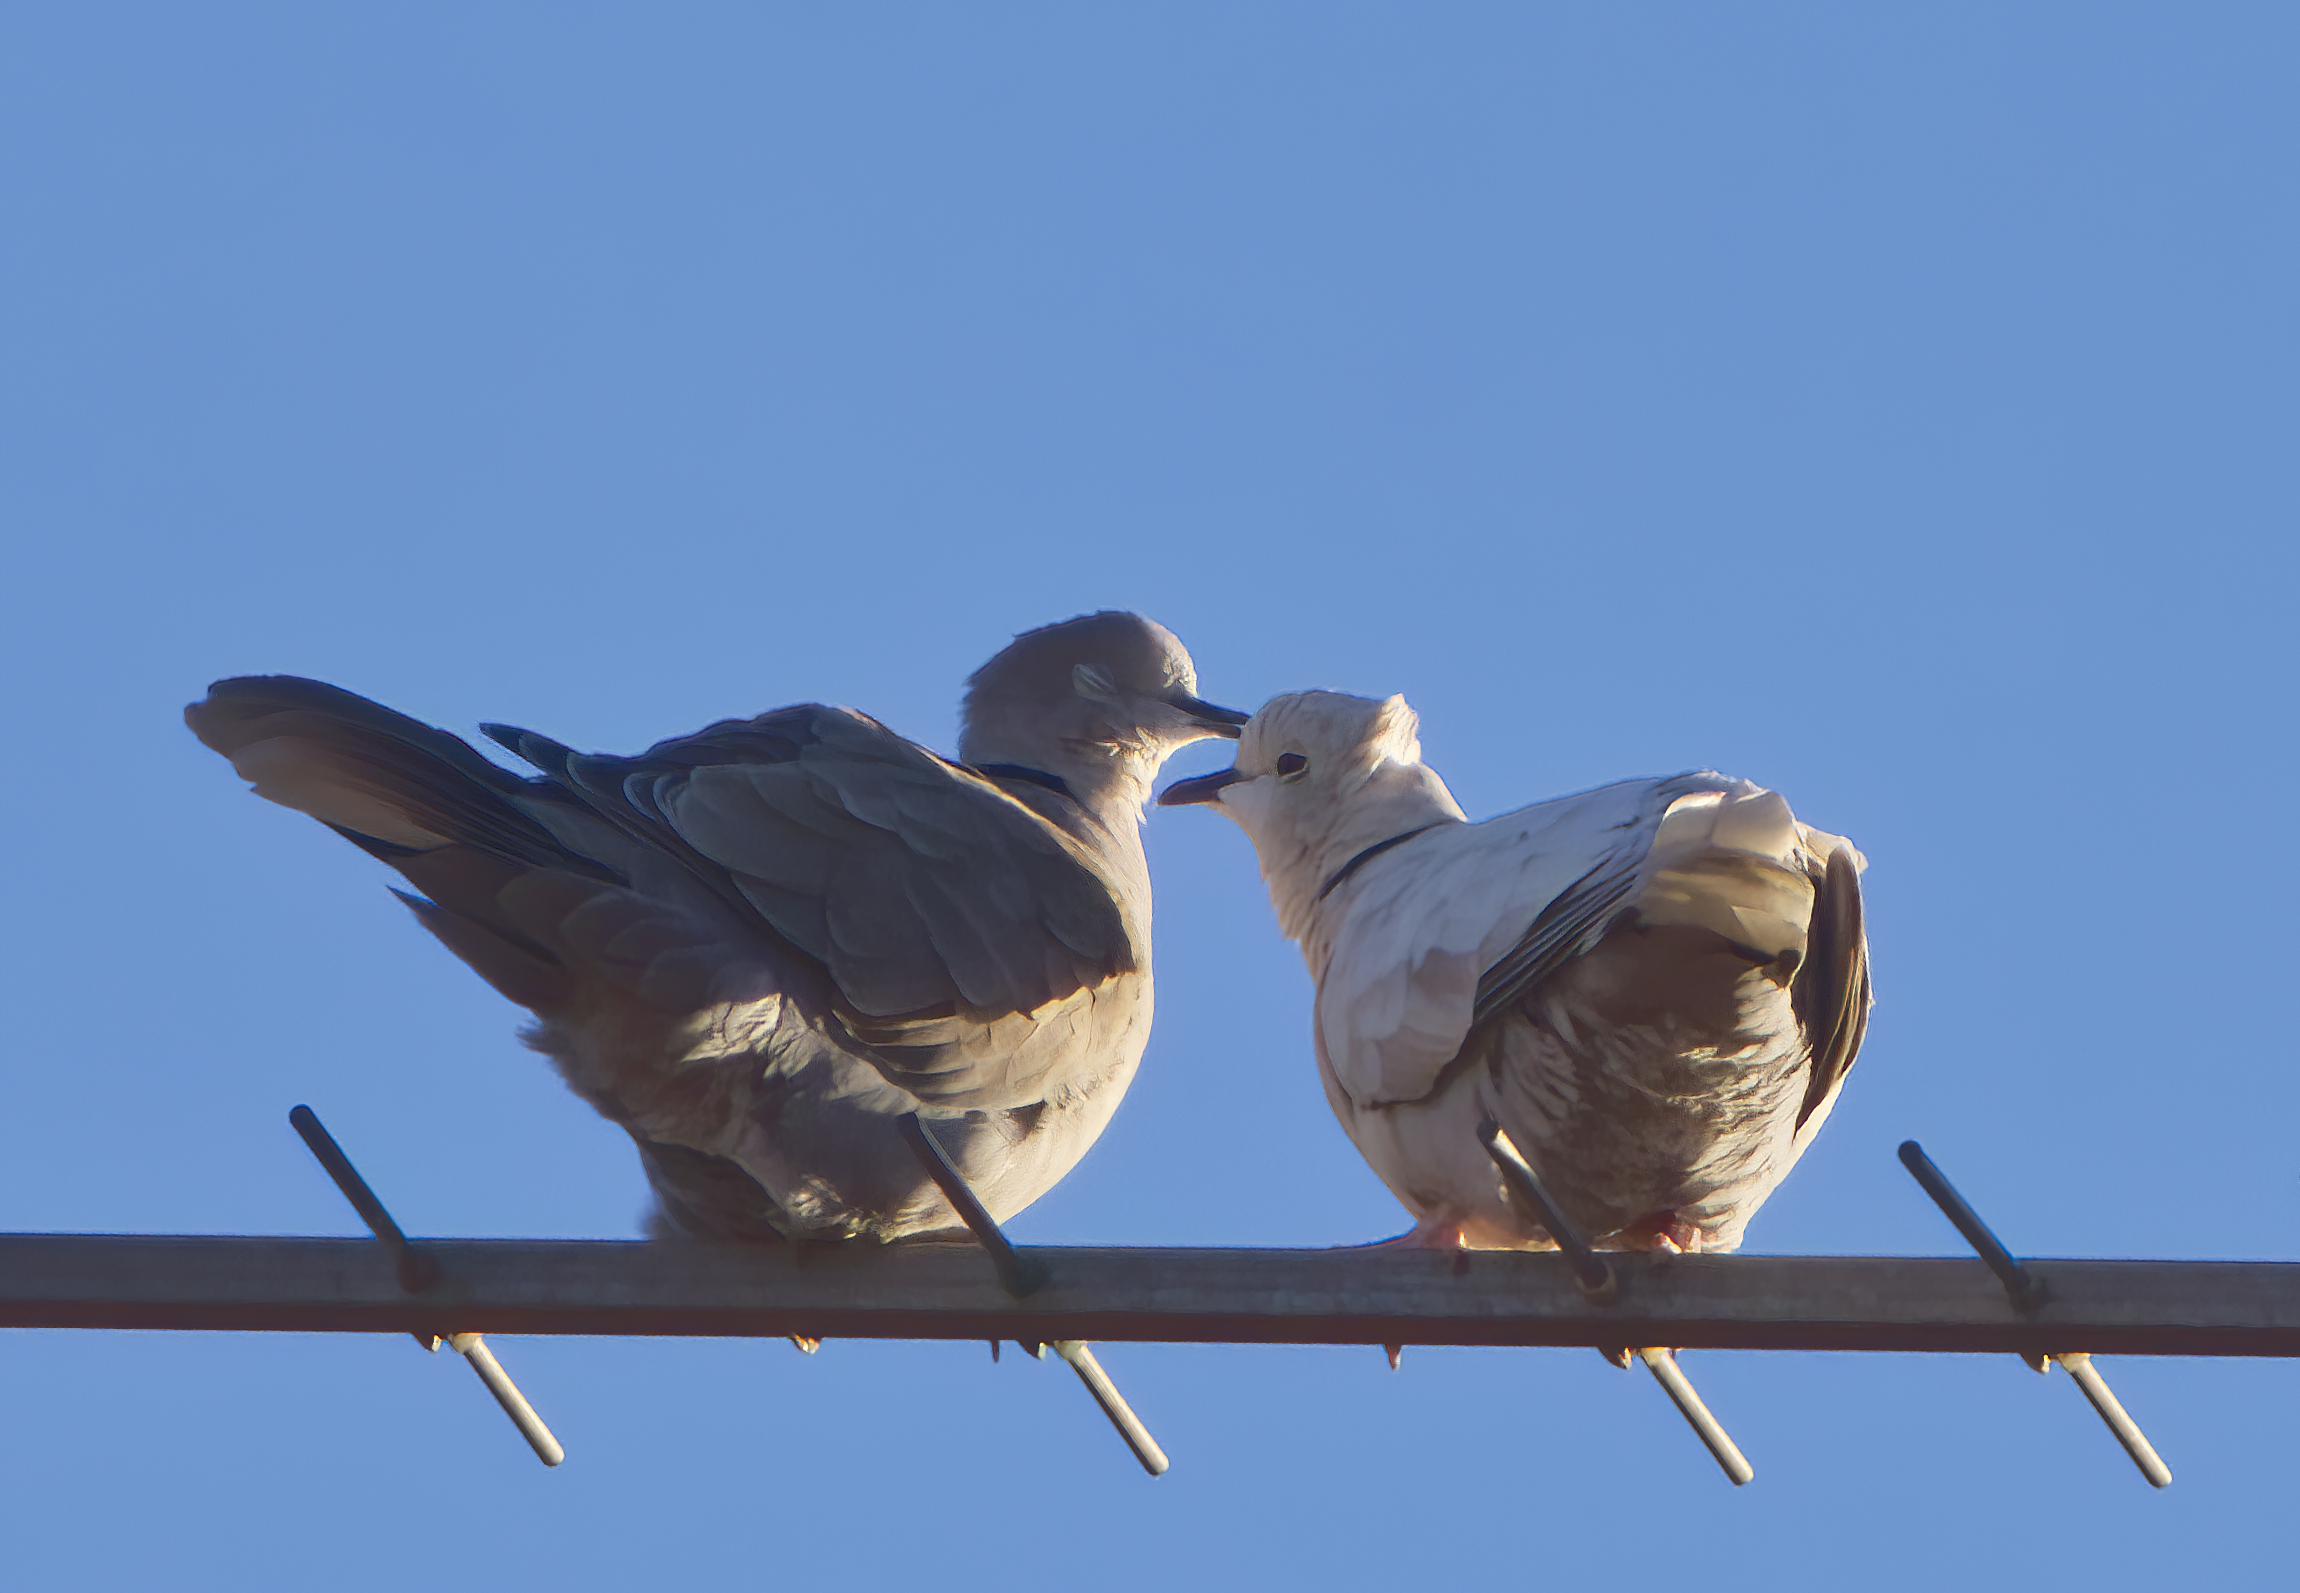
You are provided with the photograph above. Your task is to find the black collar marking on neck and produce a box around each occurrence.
[1317,824,1442,902]
[973,763,1078,802]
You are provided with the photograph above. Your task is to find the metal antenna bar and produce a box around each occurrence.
[14,1237,2300,1354]
[289,1105,440,1295]
[893,1116,1164,1473]
[449,1333,566,1467]
[1053,1341,1169,1477]
[1898,1142,2170,1486]
[288,1106,563,1467]
[897,1113,1050,1299]
[1480,1122,1617,1304]
[2055,1352,2171,1488]
[1637,1348,1754,1486]
[1477,1126,1748,1483]
[1897,1140,2041,1310]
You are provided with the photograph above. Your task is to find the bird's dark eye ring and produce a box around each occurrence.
[1275,753,1308,777]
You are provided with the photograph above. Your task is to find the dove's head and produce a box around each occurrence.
[958,612,1247,815]
[1159,690,1465,941]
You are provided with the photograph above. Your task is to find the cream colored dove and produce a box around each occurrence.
[1161,690,1869,1253]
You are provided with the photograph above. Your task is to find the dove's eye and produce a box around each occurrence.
[1275,753,1309,778]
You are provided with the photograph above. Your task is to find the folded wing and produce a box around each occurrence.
[1315,772,1756,1110]
[485,705,1136,1103]
[194,679,1138,1115]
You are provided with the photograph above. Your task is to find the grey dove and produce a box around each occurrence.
[1161,690,1869,1253]
[189,612,1245,1243]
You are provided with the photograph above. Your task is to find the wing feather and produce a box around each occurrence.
[489,705,1134,1099]
[1317,774,1740,1109]
[1469,863,1641,1031]
[1792,846,1871,1132]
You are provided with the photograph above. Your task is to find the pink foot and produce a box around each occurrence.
[1618,1212,1704,1253]
[1365,1216,1467,1251]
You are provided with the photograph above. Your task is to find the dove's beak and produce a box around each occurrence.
[1170,693,1250,738]
[1158,767,1248,806]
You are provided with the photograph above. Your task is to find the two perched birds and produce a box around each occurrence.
[188,613,1869,1254]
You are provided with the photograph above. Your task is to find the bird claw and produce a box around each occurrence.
[1366,1218,1467,1251]
[1615,1212,1702,1254]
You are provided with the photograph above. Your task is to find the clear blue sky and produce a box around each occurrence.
[3,7,2293,1588]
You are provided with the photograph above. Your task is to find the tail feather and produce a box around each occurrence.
[190,675,633,1016]
[187,676,595,873]
[391,888,570,1012]
[389,845,571,965]
[191,676,528,792]
[481,722,578,782]
[1635,789,1817,964]
[1792,846,1870,1134]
